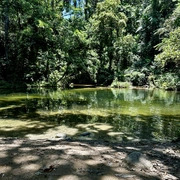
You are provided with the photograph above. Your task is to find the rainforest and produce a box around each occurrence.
[0,0,180,90]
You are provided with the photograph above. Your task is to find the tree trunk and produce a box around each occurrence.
[4,0,9,62]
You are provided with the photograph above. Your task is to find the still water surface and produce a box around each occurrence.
[0,88,179,142]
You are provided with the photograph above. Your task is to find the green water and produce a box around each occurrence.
[0,88,180,142]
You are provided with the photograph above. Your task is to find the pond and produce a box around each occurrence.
[0,87,180,142]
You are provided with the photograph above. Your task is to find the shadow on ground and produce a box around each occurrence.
[0,138,179,180]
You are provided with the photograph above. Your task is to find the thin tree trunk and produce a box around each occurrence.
[5,0,9,62]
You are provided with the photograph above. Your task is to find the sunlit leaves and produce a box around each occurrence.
[73,29,87,44]
[95,0,127,35]
[0,0,179,88]
[156,2,180,37]
[87,0,128,83]
[85,50,100,82]
[155,27,180,68]
[155,3,180,70]
[36,20,48,29]
[114,34,137,71]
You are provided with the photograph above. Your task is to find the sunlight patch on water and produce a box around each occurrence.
[0,104,25,111]
[62,109,111,117]
[0,94,44,101]
[0,119,30,128]
[107,132,125,141]
[0,88,179,142]
[0,119,54,138]
[37,108,113,117]
[76,123,113,131]
[26,125,79,140]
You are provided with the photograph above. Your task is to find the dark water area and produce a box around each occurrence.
[0,88,179,142]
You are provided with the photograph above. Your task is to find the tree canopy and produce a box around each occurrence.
[0,0,179,90]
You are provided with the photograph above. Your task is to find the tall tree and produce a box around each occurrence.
[136,0,160,60]
[87,0,127,84]
[4,0,9,62]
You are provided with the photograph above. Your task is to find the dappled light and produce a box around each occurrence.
[0,0,179,178]
[0,138,179,179]
[0,88,179,179]
[0,88,179,141]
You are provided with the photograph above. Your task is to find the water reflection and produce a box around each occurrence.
[0,88,179,142]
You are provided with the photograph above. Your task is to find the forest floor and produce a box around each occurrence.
[0,137,180,180]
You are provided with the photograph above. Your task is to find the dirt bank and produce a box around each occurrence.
[0,138,180,180]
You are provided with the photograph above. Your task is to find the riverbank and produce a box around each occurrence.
[0,138,179,180]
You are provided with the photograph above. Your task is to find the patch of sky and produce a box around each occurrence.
[63,0,85,19]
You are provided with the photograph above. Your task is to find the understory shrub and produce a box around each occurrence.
[111,78,131,88]
[154,73,179,90]
[124,69,147,86]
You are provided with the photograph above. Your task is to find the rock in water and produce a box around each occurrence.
[125,151,153,170]
[80,132,91,136]
[55,133,67,139]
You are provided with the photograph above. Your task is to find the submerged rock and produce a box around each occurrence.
[125,151,153,170]
[80,132,91,136]
[55,133,67,139]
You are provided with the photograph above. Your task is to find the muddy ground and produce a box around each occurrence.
[0,138,180,180]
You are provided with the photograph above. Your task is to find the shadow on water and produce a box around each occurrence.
[0,110,179,142]
[0,88,180,179]
[0,88,179,141]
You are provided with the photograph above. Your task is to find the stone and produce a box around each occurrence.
[55,133,67,139]
[125,151,153,170]
[80,132,91,136]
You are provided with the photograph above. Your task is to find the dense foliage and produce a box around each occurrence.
[0,0,179,90]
